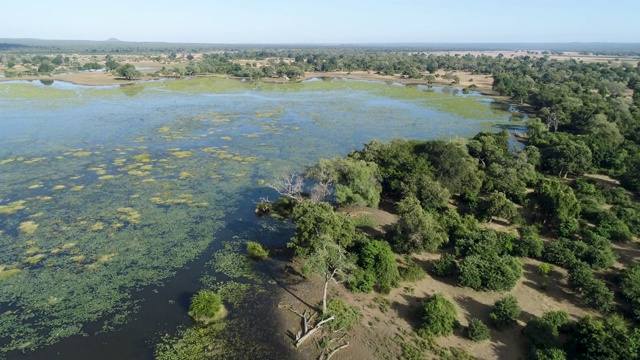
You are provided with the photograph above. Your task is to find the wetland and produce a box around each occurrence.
[0,77,514,358]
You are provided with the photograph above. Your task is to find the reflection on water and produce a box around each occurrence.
[0,78,513,358]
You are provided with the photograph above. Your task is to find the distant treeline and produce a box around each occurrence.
[1,38,640,55]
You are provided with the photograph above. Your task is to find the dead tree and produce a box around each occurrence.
[268,172,305,202]
[544,112,560,132]
[283,306,335,347]
[321,342,350,360]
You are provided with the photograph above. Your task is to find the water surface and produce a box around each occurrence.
[0,78,512,358]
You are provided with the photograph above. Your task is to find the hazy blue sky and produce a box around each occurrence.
[3,0,639,43]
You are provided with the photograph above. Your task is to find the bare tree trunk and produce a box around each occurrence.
[295,316,334,347]
[326,342,349,360]
[322,268,338,314]
[322,275,329,314]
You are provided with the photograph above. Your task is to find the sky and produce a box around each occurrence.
[2,0,639,43]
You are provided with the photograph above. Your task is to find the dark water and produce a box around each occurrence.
[0,78,512,359]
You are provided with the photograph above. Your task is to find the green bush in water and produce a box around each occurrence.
[246,241,269,260]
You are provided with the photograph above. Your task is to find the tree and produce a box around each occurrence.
[458,252,522,292]
[467,318,490,341]
[419,140,482,197]
[358,240,400,294]
[38,62,55,73]
[620,264,640,302]
[105,58,120,71]
[620,152,640,194]
[420,293,458,337]
[388,195,448,253]
[525,311,570,359]
[269,172,306,202]
[480,191,521,224]
[290,201,360,257]
[542,135,592,178]
[431,253,457,277]
[51,54,64,66]
[301,234,355,314]
[306,157,381,207]
[530,178,581,229]
[566,315,634,360]
[116,63,143,80]
[515,225,544,258]
[490,295,521,329]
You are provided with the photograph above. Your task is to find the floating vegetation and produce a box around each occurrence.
[24,253,46,264]
[132,153,152,162]
[89,222,105,231]
[18,221,39,235]
[0,200,27,215]
[52,185,66,191]
[128,170,149,177]
[209,244,255,280]
[116,207,141,224]
[23,157,47,164]
[179,171,194,179]
[0,77,512,356]
[171,150,193,159]
[0,267,20,281]
[113,158,127,166]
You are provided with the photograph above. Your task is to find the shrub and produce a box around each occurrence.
[602,186,631,206]
[531,348,567,360]
[359,240,400,294]
[324,298,362,332]
[490,295,521,329]
[568,261,615,312]
[467,318,490,341]
[431,253,457,277]
[458,253,522,292]
[613,206,640,237]
[558,218,580,238]
[620,264,640,302]
[538,263,553,276]
[389,196,448,253]
[568,261,594,291]
[246,241,269,260]
[399,255,426,282]
[516,225,544,258]
[526,311,570,356]
[188,290,224,323]
[347,267,376,293]
[582,279,614,313]
[420,293,458,337]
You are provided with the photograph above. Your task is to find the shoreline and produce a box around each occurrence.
[0,69,498,94]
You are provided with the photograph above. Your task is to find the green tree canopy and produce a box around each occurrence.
[530,178,581,230]
[116,63,143,80]
[290,201,361,257]
[420,293,458,337]
[388,195,448,253]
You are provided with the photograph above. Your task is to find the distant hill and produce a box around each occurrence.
[105,38,122,42]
